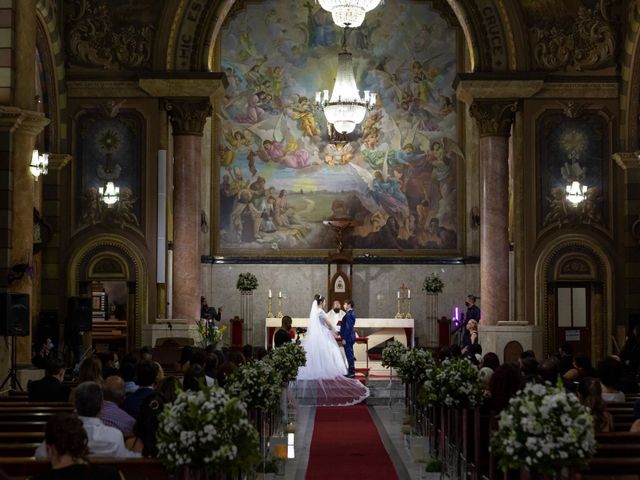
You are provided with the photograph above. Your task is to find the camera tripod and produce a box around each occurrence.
[0,336,23,392]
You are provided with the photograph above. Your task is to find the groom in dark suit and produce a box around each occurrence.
[340,299,356,378]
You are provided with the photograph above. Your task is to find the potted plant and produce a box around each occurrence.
[237,272,259,292]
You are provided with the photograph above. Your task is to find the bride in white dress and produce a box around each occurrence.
[296,294,369,406]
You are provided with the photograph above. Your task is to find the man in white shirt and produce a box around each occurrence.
[326,300,345,333]
[35,381,140,459]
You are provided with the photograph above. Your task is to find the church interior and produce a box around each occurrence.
[1,0,640,478]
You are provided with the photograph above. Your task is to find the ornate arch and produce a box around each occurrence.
[620,0,640,150]
[535,234,614,360]
[67,234,148,348]
[162,0,520,73]
[35,0,67,153]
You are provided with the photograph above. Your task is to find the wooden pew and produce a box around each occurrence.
[0,407,71,413]
[0,422,46,432]
[0,457,170,480]
[0,444,40,457]
[0,432,44,443]
[578,458,640,478]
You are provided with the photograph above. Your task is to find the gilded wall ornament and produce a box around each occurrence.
[531,1,615,72]
[543,186,601,228]
[469,101,518,137]
[65,0,154,70]
[165,98,212,136]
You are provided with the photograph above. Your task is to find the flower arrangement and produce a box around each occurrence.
[196,319,227,349]
[226,361,284,411]
[237,272,259,292]
[422,272,444,294]
[381,341,408,369]
[156,385,260,474]
[490,382,596,475]
[396,348,435,385]
[419,358,485,408]
[265,342,306,383]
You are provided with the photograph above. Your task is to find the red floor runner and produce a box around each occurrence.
[306,405,398,480]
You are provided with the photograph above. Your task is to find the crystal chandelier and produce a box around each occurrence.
[29,150,48,180]
[316,33,376,135]
[99,181,120,205]
[317,0,382,28]
[565,181,587,205]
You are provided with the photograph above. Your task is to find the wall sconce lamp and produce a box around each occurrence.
[30,150,49,180]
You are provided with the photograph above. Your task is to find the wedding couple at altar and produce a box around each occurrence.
[296,295,370,406]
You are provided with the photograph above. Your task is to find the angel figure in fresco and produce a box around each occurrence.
[288,95,321,139]
[237,91,268,124]
[257,139,313,169]
[323,142,354,166]
[81,188,102,226]
[544,187,570,227]
[112,187,139,229]
[237,31,260,62]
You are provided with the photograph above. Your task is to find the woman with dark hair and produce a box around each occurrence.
[563,354,596,382]
[32,413,121,479]
[480,352,500,371]
[578,378,613,433]
[78,357,103,384]
[488,364,522,414]
[156,376,181,404]
[179,345,194,373]
[183,364,206,392]
[125,394,166,457]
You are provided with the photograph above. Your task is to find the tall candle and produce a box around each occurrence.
[278,291,282,299]
[408,289,411,299]
[268,289,272,298]
[397,291,400,299]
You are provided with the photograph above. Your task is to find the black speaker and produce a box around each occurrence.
[68,297,92,332]
[0,293,30,336]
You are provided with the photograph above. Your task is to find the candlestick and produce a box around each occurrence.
[268,289,272,299]
[267,297,274,318]
[405,297,412,319]
[277,297,283,318]
[395,297,403,319]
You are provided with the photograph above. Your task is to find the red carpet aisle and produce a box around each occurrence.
[305,405,398,480]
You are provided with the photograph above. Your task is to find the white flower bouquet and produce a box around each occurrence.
[265,342,306,383]
[156,385,260,474]
[396,348,434,384]
[491,382,596,475]
[226,361,284,411]
[419,358,485,408]
[381,341,408,369]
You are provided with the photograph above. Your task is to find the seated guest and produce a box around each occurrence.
[253,346,268,361]
[274,316,294,348]
[488,363,521,414]
[449,344,462,358]
[520,357,539,385]
[99,351,119,378]
[32,337,54,369]
[139,346,153,361]
[120,362,138,394]
[597,356,626,402]
[189,350,214,387]
[204,354,218,384]
[35,382,139,458]
[179,345,194,372]
[480,352,500,371]
[78,356,104,384]
[538,357,574,391]
[99,376,135,435]
[216,361,238,388]
[154,361,165,385]
[243,344,254,362]
[126,393,167,456]
[31,413,121,480]
[156,376,181,404]
[183,364,206,392]
[121,360,158,418]
[556,342,574,375]
[578,378,612,433]
[28,358,70,402]
[563,354,596,382]
[229,350,247,366]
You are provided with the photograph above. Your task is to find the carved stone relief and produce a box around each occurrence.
[65,0,156,70]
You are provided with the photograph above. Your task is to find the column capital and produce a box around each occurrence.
[469,100,518,137]
[14,110,50,136]
[0,107,25,132]
[613,152,640,170]
[47,153,72,171]
[164,97,211,136]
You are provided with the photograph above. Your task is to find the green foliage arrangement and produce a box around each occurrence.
[422,272,444,294]
[396,348,435,385]
[237,272,259,291]
[226,361,284,411]
[381,341,408,369]
[265,342,307,383]
[419,357,485,409]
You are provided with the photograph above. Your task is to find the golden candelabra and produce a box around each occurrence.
[277,297,283,318]
[395,296,403,319]
[405,297,412,319]
[267,297,274,318]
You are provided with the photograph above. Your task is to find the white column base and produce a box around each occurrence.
[478,323,543,363]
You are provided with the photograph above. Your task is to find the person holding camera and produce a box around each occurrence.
[200,296,221,321]
[274,315,295,347]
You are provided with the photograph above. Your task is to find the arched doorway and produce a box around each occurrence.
[536,236,614,360]
[67,235,148,350]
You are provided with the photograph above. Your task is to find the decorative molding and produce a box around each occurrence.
[165,98,211,136]
[46,153,72,171]
[530,1,616,72]
[558,101,587,119]
[612,152,640,171]
[468,100,518,137]
[65,0,154,70]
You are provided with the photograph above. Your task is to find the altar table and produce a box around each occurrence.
[264,317,415,350]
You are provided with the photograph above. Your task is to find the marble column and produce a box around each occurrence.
[12,111,49,362]
[165,98,211,321]
[469,101,517,325]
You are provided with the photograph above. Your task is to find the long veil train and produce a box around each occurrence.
[296,300,369,406]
